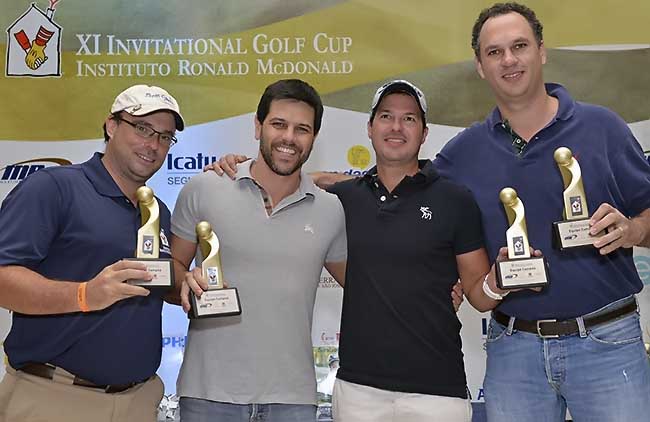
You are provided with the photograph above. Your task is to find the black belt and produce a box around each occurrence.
[18,363,141,393]
[493,300,637,339]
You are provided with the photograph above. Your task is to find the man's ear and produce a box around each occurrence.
[254,115,262,141]
[475,56,486,80]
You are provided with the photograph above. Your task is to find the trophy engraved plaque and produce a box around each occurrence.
[190,221,242,318]
[127,186,173,289]
[552,147,604,250]
[496,188,549,290]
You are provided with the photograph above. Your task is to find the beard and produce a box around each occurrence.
[259,132,313,176]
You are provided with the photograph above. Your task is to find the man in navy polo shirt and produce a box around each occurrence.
[434,3,650,421]
[0,84,184,422]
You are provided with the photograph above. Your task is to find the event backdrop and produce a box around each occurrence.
[1,0,649,420]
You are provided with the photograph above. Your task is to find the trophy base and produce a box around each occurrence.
[190,288,242,319]
[125,258,174,290]
[496,256,549,290]
[553,218,604,250]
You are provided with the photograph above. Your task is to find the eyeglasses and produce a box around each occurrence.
[117,117,177,147]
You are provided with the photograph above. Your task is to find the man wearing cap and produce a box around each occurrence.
[433,3,650,421]
[208,80,506,422]
[0,84,184,422]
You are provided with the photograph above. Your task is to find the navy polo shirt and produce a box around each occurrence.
[435,83,650,320]
[329,160,484,398]
[0,152,170,385]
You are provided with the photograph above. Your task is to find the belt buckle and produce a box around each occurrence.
[536,319,559,338]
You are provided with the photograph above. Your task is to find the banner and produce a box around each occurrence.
[1,1,649,420]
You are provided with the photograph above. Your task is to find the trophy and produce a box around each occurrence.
[552,147,604,250]
[496,188,549,289]
[189,221,242,318]
[127,186,174,289]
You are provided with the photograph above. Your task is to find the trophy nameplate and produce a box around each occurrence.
[127,186,173,289]
[552,147,604,250]
[189,221,242,318]
[496,188,549,290]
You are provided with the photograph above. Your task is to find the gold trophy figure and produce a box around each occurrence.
[553,147,604,249]
[127,186,174,289]
[189,221,241,318]
[496,188,549,289]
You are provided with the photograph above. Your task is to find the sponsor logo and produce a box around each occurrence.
[346,145,371,169]
[513,236,525,256]
[319,331,340,345]
[162,335,186,348]
[0,157,71,184]
[6,0,62,77]
[166,152,217,185]
[570,196,583,216]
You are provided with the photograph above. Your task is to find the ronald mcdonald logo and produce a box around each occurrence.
[6,1,62,77]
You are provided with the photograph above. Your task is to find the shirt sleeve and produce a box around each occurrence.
[170,175,202,243]
[452,188,485,255]
[325,198,347,263]
[0,170,63,269]
[609,122,650,217]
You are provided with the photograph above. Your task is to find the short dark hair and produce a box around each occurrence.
[256,79,324,135]
[102,113,121,143]
[471,2,544,58]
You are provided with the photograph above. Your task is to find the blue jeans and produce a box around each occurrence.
[484,297,650,422]
[179,397,316,422]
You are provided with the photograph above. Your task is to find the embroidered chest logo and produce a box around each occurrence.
[420,206,432,220]
[304,224,314,234]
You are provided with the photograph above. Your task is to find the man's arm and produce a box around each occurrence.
[591,206,650,254]
[324,261,346,287]
[0,261,151,314]
[456,248,502,313]
[169,233,211,313]
[203,154,356,191]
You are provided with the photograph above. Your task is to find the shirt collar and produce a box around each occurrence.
[487,82,576,128]
[362,159,439,187]
[81,152,128,198]
[236,160,316,198]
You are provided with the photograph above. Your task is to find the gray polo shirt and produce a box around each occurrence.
[171,161,347,405]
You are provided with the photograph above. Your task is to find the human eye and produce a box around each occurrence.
[135,124,153,137]
[487,49,500,56]
[159,134,173,145]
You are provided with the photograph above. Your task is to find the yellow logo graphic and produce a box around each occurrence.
[346,145,371,169]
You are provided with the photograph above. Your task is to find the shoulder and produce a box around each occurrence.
[327,176,364,198]
[432,176,477,203]
[575,102,629,130]
[181,171,230,192]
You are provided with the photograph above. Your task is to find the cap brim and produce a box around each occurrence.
[120,104,185,131]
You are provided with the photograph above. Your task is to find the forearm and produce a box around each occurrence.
[309,172,355,190]
[631,209,650,248]
[164,258,189,305]
[465,273,500,313]
[0,265,81,314]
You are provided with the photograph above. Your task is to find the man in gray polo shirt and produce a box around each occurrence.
[170,79,347,422]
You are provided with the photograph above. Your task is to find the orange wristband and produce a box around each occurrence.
[77,282,90,312]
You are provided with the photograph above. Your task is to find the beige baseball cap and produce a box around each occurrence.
[111,85,185,131]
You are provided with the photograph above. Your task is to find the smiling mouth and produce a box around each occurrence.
[136,153,155,163]
[275,145,297,156]
[384,137,406,144]
[502,71,524,79]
